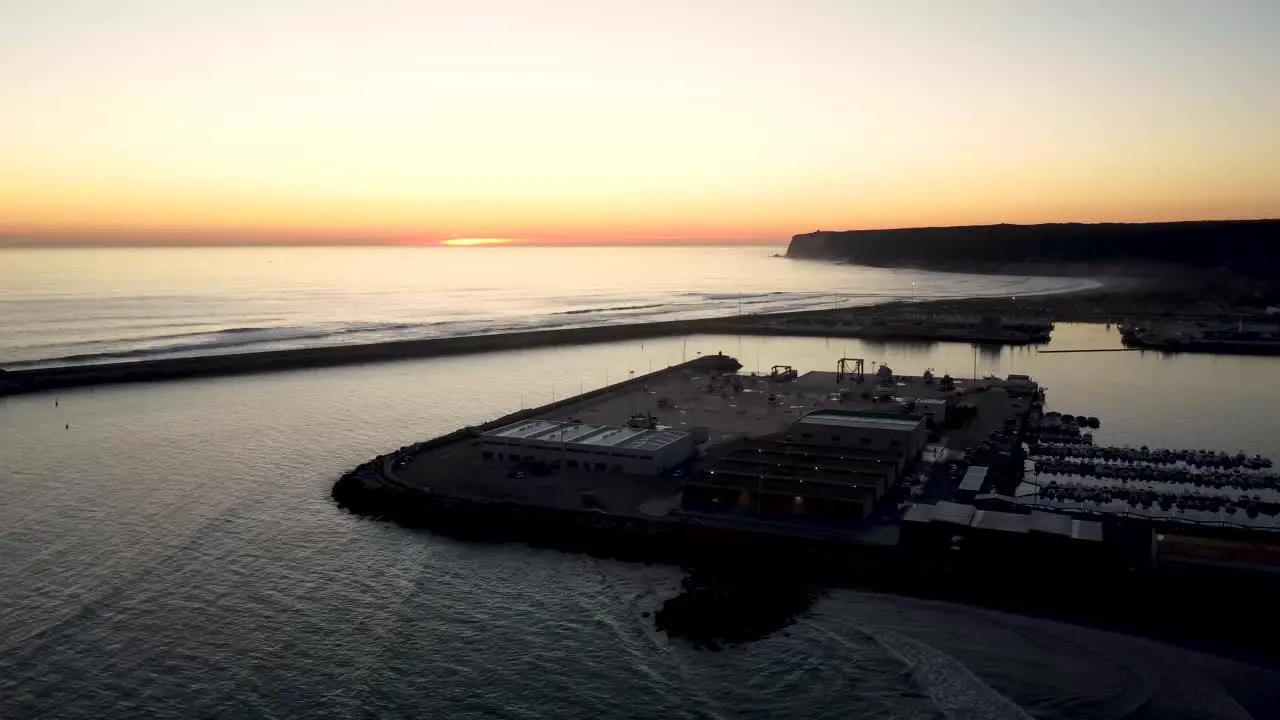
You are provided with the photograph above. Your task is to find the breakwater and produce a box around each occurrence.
[1,307,968,397]
[0,316,774,396]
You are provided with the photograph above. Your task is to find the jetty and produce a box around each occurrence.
[0,310,1059,398]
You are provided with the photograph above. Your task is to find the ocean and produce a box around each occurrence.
[0,246,1096,367]
[2,247,1278,719]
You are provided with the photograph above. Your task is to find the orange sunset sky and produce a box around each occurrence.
[2,1,1278,246]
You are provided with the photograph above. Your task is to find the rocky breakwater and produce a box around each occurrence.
[332,441,853,649]
[1,323,748,397]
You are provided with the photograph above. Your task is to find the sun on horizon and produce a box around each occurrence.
[438,238,528,247]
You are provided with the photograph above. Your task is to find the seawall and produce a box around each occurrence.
[0,316,766,397]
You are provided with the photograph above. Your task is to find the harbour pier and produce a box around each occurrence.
[334,353,1280,656]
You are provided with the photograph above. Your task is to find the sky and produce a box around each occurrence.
[2,0,1278,245]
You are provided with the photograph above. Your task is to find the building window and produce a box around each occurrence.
[830,435,841,442]
[860,438,871,444]
[567,460,578,468]
[482,451,494,459]
[801,433,813,439]
[594,462,607,471]
[612,464,622,472]
[890,440,902,448]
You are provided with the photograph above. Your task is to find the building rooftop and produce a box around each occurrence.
[903,502,936,524]
[971,509,1030,533]
[795,409,925,432]
[930,501,977,526]
[1029,510,1073,536]
[574,425,650,447]
[959,466,989,492]
[483,420,691,453]
[620,429,688,451]
[488,419,564,440]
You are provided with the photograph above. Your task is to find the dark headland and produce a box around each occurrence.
[788,219,1280,278]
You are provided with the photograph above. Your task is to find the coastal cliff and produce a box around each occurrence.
[787,220,1280,278]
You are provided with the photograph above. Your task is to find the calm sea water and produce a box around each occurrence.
[2,248,1278,718]
[0,246,1097,367]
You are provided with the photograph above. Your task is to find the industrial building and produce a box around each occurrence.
[685,409,929,521]
[792,409,929,458]
[900,501,1123,568]
[479,419,694,475]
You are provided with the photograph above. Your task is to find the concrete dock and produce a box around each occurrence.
[393,361,1028,526]
[331,355,1280,658]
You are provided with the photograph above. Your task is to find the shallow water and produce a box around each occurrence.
[2,328,1278,718]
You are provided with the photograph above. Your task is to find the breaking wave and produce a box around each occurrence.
[1,251,1103,369]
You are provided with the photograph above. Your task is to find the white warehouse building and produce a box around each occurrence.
[479,419,695,475]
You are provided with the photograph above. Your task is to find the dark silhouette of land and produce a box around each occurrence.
[788,220,1280,278]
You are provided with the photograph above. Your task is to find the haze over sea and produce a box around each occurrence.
[0,246,1097,368]
[4,246,1280,719]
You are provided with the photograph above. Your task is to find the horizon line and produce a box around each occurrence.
[0,239,789,249]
